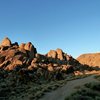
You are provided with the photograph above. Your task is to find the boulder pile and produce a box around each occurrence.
[0,37,90,82]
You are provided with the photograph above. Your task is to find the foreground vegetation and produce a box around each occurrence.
[65,75,100,100]
[0,70,90,100]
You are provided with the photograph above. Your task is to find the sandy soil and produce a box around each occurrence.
[39,73,99,100]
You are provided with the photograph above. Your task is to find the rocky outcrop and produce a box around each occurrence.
[47,48,64,60]
[0,39,36,69]
[47,48,70,61]
[20,42,37,59]
[0,37,93,84]
[77,53,100,67]
[56,48,64,60]
[0,37,97,100]
[19,43,25,49]
[0,37,11,47]
[47,50,57,58]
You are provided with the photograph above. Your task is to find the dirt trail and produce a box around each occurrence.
[39,74,99,100]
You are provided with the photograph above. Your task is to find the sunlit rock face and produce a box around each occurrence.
[47,48,68,61]
[0,38,38,71]
[0,37,12,47]
[77,53,100,67]
[24,42,37,59]
[47,50,57,59]
[56,48,64,60]
[19,43,25,50]
[0,37,90,82]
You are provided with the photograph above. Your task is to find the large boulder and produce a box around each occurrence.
[0,37,11,47]
[56,48,64,60]
[4,64,16,70]
[47,50,57,59]
[24,42,34,51]
[47,63,54,72]
[24,42,37,59]
[5,50,17,60]
[12,59,23,65]
[4,59,23,70]
[19,43,25,49]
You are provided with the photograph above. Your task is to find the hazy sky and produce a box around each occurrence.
[0,0,100,58]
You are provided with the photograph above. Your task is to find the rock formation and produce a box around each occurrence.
[0,37,11,47]
[24,42,37,59]
[47,50,57,58]
[56,48,64,60]
[0,37,98,100]
[0,37,94,84]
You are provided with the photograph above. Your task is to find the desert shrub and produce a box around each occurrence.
[83,89,99,98]
[65,94,94,100]
[85,82,100,91]
[95,96,100,100]
[65,86,100,100]
[94,75,100,81]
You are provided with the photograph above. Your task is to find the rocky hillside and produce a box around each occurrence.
[0,37,86,81]
[0,37,97,100]
[77,53,100,67]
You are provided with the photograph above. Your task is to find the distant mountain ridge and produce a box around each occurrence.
[77,53,100,67]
